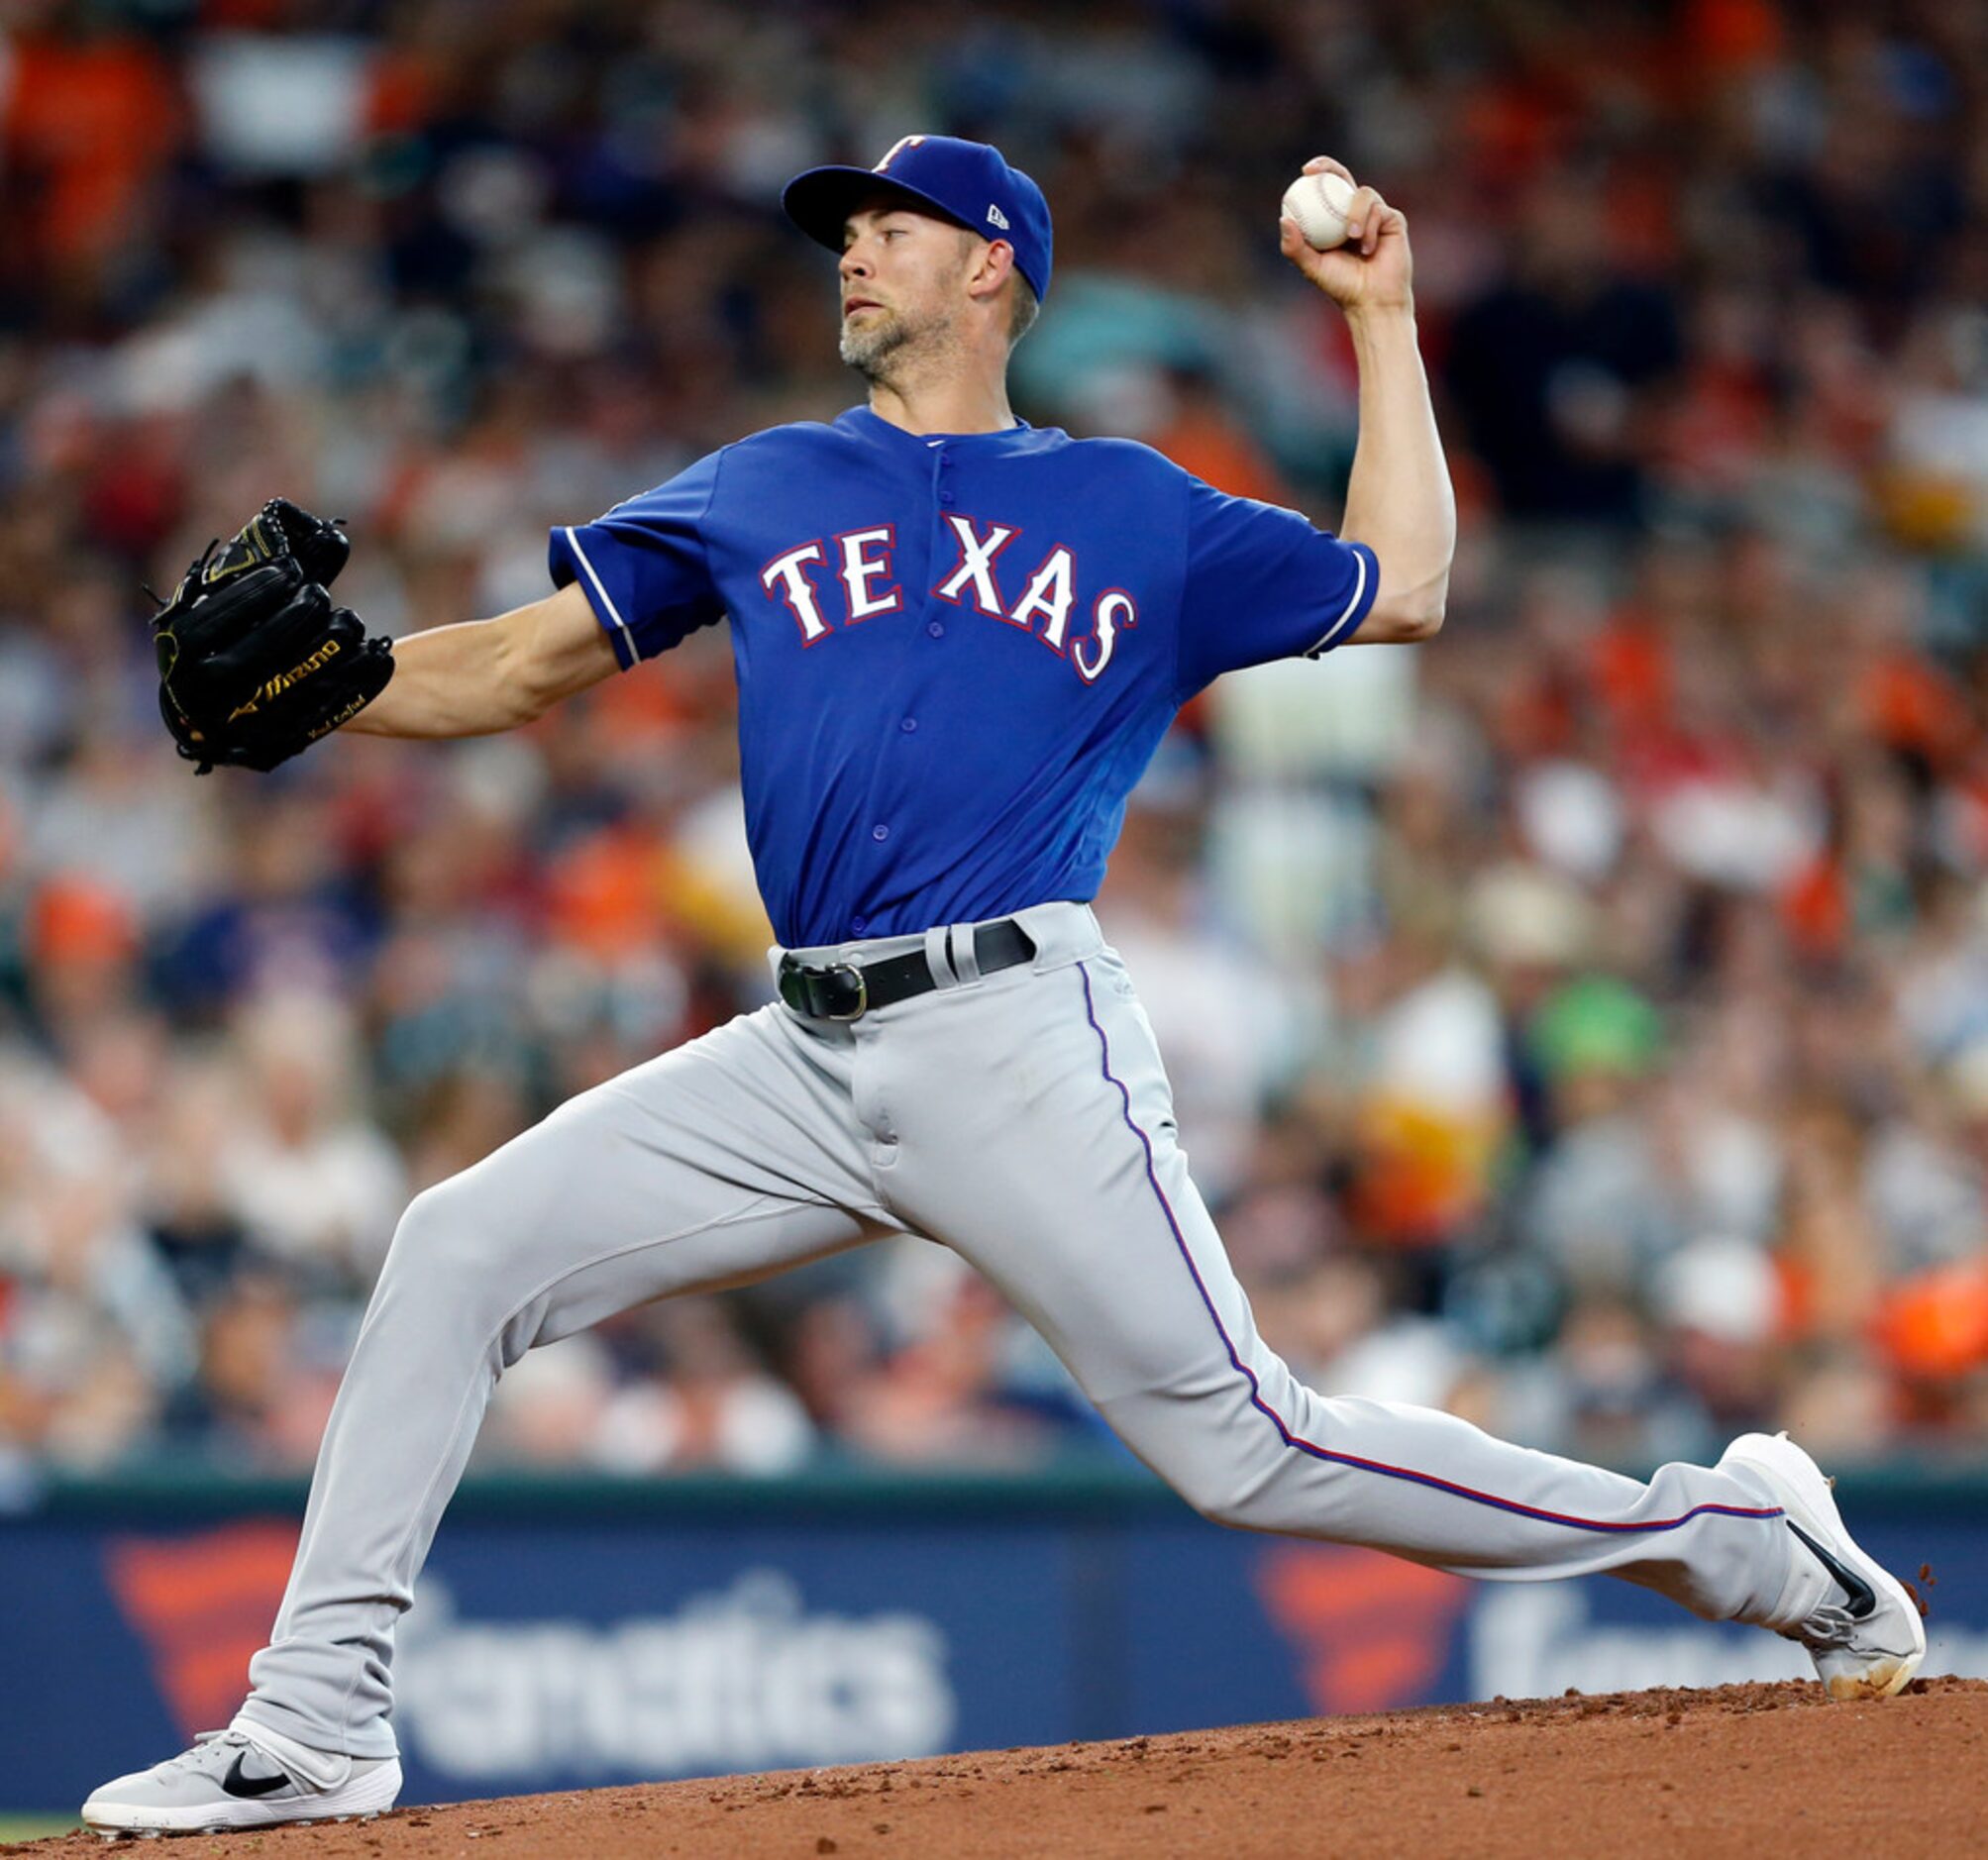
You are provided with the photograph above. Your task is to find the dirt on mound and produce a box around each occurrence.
[16,1677,1987,1859]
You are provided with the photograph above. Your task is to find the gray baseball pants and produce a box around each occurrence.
[238,901,1797,1759]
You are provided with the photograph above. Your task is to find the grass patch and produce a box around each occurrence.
[0,1817,77,1840]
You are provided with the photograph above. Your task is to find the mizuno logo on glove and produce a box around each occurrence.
[226,636,346,722]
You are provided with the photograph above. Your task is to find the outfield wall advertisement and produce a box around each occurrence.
[5,1469,1984,1813]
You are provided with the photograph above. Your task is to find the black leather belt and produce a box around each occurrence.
[778,918,1034,1021]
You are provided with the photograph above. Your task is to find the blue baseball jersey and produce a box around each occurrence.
[548,406,1377,948]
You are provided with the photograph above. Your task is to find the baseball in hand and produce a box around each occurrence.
[1282,170,1356,251]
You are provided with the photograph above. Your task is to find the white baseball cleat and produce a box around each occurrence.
[1720,1430,1927,1702]
[81,1725,400,1837]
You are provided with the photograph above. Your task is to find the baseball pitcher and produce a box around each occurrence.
[85,141,1923,1836]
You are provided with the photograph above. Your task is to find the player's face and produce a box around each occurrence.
[837,200,980,377]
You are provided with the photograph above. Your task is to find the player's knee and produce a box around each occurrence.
[1098,1397,1276,1531]
[1158,1457,1267,1532]
[376,1174,554,1367]
[379,1175,501,1297]
[1191,1487,1271,1532]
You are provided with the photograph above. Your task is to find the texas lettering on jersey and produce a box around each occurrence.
[759,515,1136,684]
[546,406,1380,944]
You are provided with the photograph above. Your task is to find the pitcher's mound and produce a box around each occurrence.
[17,1677,1988,1859]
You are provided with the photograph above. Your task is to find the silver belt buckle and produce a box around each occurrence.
[823,960,868,1021]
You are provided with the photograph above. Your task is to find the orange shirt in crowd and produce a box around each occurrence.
[4,31,181,267]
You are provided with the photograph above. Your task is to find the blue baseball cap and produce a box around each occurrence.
[783,135,1053,302]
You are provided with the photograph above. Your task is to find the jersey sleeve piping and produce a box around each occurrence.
[554,443,732,672]
[562,524,635,665]
[1301,541,1379,658]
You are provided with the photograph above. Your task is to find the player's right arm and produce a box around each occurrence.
[341,582,620,738]
[1280,157,1453,643]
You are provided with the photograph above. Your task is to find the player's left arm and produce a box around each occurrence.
[1280,157,1453,644]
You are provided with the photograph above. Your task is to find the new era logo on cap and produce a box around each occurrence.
[783,135,1055,302]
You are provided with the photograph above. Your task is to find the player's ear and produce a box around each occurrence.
[968,237,1016,306]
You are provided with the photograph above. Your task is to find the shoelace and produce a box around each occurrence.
[1786,1602,1861,1649]
[160,1731,249,1774]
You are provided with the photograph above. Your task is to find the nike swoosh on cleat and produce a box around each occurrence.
[222,1754,292,1800]
[1787,1519,1876,1620]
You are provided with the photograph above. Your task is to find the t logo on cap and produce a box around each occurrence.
[874,135,929,172]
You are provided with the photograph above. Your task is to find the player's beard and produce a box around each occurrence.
[840,301,950,383]
[839,304,910,377]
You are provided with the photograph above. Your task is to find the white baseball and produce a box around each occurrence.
[1282,169,1356,251]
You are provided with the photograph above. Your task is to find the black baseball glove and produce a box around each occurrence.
[152,498,394,774]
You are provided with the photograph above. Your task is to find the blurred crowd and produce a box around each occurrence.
[5,0,1988,1492]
